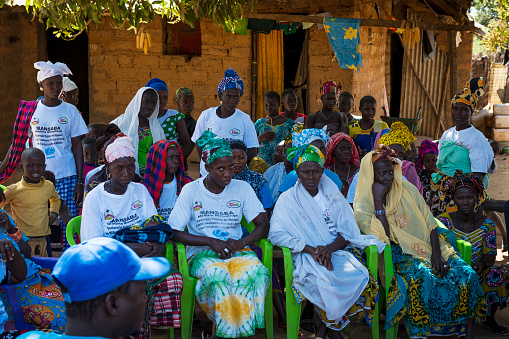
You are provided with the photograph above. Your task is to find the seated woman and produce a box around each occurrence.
[0,210,66,331]
[324,133,360,197]
[143,140,193,221]
[229,140,274,212]
[305,81,348,135]
[111,87,166,175]
[417,139,441,216]
[432,78,494,215]
[438,171,509,335]
[269,144,384,339]
[264,140,294,201]
[169,131,270,339]
[354,145,484,339]
[81,136,183,332]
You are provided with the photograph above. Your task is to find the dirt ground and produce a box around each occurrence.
[155,136,509,339]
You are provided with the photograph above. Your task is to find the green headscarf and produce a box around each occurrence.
[196,130,232,164]
[287,144,325,169]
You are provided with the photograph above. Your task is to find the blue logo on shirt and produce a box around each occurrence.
[212,229,229,240]
[45,147,56,159]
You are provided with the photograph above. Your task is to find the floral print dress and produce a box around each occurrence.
[254,118,294,166]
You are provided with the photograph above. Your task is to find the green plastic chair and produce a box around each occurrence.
[66,216,82,246]
[375,218,472,339]
[170,217,274,339]
[282,244,380,339]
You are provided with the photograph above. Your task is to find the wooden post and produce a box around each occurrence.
[398,34,447,133]
[434,55,450,139]
[448,31,457,108]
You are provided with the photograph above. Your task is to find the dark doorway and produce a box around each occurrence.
[389,32,404,117]
[283,28,307,114]
[47,30,89,123]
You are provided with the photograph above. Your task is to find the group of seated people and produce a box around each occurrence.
[0,59,505,339]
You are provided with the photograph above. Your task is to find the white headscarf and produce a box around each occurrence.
[110,87,165,169]
[34,61,72,83]
[62,77,78,92]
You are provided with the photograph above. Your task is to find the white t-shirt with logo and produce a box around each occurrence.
[312,189,337,236]
[169,178,265,258]
[157,179,178,220]
[81,182,158,241]
[191,106,260,176]
[29,100,88,179]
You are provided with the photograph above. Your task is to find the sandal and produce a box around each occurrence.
[300,318,316,333]
[484,320,509,335]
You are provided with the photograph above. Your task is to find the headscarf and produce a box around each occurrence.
[248,157,269,174]
[110,87,165,168]
[176,87,194,102]
[371,144,399,165]
[377,122,416,151]
[146,78,168,93]
[416,139,439,172]
[292,126,330,147]
[287,144,325,169]
[143,140,193,207]
[451,77,484,111]
[34,61,72,83]
[320,81,339,96]
[217,68,244,95]
[445,170,484,200]
[105,136,136,163]
[62,77,78,92]
[353,150,456,263]
[196,130,232,164]
[325,133,360,167]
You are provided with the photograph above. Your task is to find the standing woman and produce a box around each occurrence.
[111,87,166,175]
[0,61,88,250]
[324,133,360,197]
[192,68,259,177]
[170,130,270,339]
[431,78,494,215]
[146,78,192,157]
[305,81,348,135]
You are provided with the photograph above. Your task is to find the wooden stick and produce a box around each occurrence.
[434,54,450,139]
[398,34,447,133]
[245,14,483,34]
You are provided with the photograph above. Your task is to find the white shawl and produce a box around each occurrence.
[110,87,166,168]
[269,175,385,324]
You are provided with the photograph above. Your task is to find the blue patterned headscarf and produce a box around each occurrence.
[146,78,168,93]
[292,126,330,147]
[217,68,244,95]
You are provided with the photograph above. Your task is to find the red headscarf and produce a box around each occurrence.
[416,139,439,172]
[325,133,360,167]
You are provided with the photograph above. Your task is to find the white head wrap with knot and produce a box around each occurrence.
[62,77,78,92]
[105,136,136,164]
[34,61,72,83]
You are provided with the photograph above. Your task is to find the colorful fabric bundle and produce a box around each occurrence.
[325,132,360,167]
[292,126,329,147]
[451,77,484,111]
[377,122,416,151]
[217,68,244,95]
[196,130,232,164]
[105,136,136,163]
[248,157,269,174]
[146,78,168,93]
[113,222,173,244]
[176,87,194,102]
[0,100,37,183]
[320,81,339,95]
[143,140,192,207]
[371,144,399,165]
[323,18,363,73]
[287,144,325,169]
[417,139,439,172]
[34,61,72,83]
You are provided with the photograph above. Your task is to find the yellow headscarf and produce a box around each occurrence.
[377,121,416,151]
[353,149,455,263]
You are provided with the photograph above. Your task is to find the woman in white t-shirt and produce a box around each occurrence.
[143,140,193,221]
[191,68,260,176]
[170,130,270,339]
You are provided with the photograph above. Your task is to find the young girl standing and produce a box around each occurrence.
[255,91,294,166]
[305,81,349,135]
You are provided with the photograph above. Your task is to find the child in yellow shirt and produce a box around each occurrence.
[0,148,61,256]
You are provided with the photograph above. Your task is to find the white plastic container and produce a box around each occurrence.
[493,128,509,142]
[493,104,509,116]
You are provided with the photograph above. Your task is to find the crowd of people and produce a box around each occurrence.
[0,59,504,339]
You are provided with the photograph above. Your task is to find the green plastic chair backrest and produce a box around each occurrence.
[66,216,81,246]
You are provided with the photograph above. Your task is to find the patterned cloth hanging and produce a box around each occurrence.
[323,18,363,73]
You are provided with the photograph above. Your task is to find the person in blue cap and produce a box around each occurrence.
[145,78,192,158]
[17,237,171,339]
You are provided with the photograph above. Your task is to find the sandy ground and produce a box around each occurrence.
[154,137,509,339]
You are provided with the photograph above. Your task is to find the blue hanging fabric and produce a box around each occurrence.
[323,17,363,73]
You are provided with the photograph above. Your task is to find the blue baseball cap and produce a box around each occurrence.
[52,237,171,302]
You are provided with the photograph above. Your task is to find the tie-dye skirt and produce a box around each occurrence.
[189,248,270,338]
